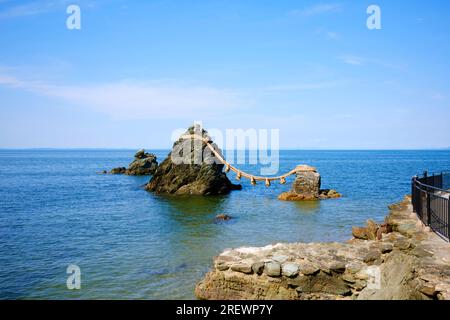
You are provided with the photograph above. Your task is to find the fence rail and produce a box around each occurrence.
[412,171,450,242]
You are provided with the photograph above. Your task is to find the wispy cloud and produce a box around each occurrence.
[338,55,408,71]
[338,55,365,66]
[0,0,99,20]
[0,0,64,19]
[0,69,345,119]
[290,3,342,17]
[0,72,246,119]
[262,81,343,93]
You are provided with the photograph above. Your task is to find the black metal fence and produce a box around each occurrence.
[412,172,450,242]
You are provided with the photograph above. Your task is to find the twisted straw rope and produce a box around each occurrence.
[180,134,303,185]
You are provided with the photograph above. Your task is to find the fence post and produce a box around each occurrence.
[426,188,431,226]
[448,199,450,241]
[447,199,450,242]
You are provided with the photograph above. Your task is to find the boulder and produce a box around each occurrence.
[292,165,321,198]
[278,165,341,201]
[126,150,158,175]
[107,149,158,176]
[146,126,241,195]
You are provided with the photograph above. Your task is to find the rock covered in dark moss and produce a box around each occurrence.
[146,126,241,195]
[108,149,158,175]
[126,149,158,176]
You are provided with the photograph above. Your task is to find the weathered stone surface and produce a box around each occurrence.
[108,149,158,175]
[196,196,450,300]
[231,263,253,274]
[126,149,158,175]
[146,126,241,195]
[282,263,300,278]
[278,166,341,201]
[299,262,320,275]
[292,167,321,198]
[366,220,378,240]
[264,261,281,277]
[352,227,368,240]
[251,262,265,275]
[380,243,393,253]
[110,167,126,174]
[319,189,342,199]
[294,272,351,296]
[363,250,381,263]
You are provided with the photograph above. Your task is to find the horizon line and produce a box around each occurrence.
[0,147,449,151]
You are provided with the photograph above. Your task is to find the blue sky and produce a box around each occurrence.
[0,0,449,149]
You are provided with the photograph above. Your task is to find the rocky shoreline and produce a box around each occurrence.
[195,196,450,300]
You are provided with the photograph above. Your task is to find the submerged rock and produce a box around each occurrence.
[215,214,232,222]
[146,126,241,195]
[278,165,341,201]
[110,167,126,174]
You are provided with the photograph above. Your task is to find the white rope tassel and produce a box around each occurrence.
[236,172,242,180]
[280,177,286,185]
[251,176,256,186]
[225,164,230,173]
[265,178,271,187]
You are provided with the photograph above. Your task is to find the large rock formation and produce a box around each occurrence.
[146,126,241,195]
[196,196,450,300]
[278,165,341,201]
[109,149,158,176]
[126,149,158,175]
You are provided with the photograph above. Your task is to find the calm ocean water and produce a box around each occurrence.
[0,149,449,299]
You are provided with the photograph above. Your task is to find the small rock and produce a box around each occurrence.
[380,243,394,253]
[394,238,412,251]
[251,262,265,275]
[376,223,392,240]
[264,261,281,277]
[299,262,320,275]
[110,167,126,174]
[352,227,368,240]
[216,262,229,271]
[409,247,433,258]
[230,263,253,274]
[419,285,437,297]
[329,261,346,273]
[282,263,300,278]
[135,149,146,159]
[215,214,232,222]
[363,250,381,263]
[342,274,357,283]
[272,255,289,263]
[366,220,379,240]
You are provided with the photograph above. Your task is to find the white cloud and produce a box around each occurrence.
[262,81,342,92]
[0,73,246,119]
[0,0,98,20]
[0,70,344,120]
[338,55,365,66]
[290,3,342,17]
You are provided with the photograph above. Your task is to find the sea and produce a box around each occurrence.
[0,149,449,299]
